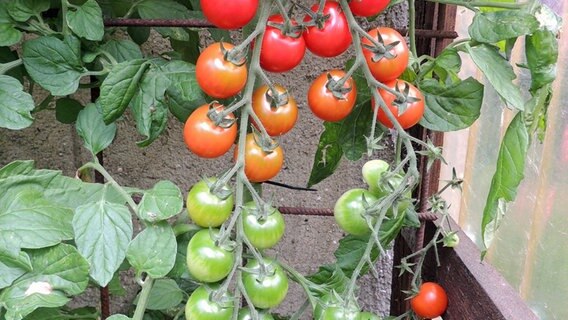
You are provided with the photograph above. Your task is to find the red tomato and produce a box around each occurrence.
[252,84,298,136]
[183,104,237,158]
[308,70,357,122]
[303,1,352,57]
[260,15,306,72]
[410,282,448,318]
[196,42,247,98]
[373,80,424,129]
[200,0,258,29]
[362,27,409,83]
[234,133,283,183]
[349,0,390,17]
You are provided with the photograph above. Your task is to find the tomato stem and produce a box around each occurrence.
[274,0,293,25]
[427,0,526,10]
[408,0,418,57]
[131,275,154,320]
[0,59,22,75]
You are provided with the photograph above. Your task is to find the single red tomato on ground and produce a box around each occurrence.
[183,104,237,158]
[362,27,409,83]
[260,15,306,72]
[200,0,258,29]
[410,282,448,318]
[235,133,284,183]
[373,79,424,129]
[252,84,298,136]
[308,70,357,122]
[303,1,352,57]
[196,42,247,98]
[349,0,390,17]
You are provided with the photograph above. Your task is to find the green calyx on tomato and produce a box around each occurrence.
[186,177,234,228]
[410,282,448,318]
[237,307,275,320]
[185,285,233,320]
[334,188,379,236]
[242,258,289,309]
[242,201,285,249]
[186,229,235,283]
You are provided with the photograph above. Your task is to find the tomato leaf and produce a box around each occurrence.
[419,77,484,132]
[306,264,349,295]
[307,122,344,187]
[138,180,183,222]
[0,251,32,289]
[22,35,84,96]
[25,307,100,320]
[100,39,143,63]
[0,75,34,130]
[133,279,184,310]
[127,26,151,45]
[0,6,22,46]
[0,244,89,320]
[525,29,558,92]
[137,0,194,41]
[418,48,461,83]
[65,0,104,41]
[339,101,376,161]
[481,113,529,256]
[170,31,201,64]
[469,10,539,43]
[466,43,524,110]
[76,103,117,156]
[7,0,50,22]
[126,223,177,278]
[73,187,133,286]
[55,97,84,124]
[108,272,127,297]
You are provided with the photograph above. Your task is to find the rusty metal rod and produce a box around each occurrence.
[103,18,458,39]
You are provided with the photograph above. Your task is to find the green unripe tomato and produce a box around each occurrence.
[362,159,390,195]
[334,188,379,236]
[357,311,381,320]
[237,307,275,320]
[185,286,233,320]
[320,307,360,320]
[242,259,289,309]
[186,229,234,283]
[242,202,286,249]
[187,178,234,228]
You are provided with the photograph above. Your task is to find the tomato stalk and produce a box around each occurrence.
[0,59,23,75]
[426,0,526,10]
[408,0,418,58]
[132,276,154,320]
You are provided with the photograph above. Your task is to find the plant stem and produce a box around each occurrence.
[0,59,23,75]
[408,0,418,57]
[132,276,155,320]
[61,0,70,35]
[173,223,201,237]
[427,0,526,10]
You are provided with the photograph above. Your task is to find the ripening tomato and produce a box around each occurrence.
[185,286,233,320]
[196,42,247,98]
[252,84,298,136]
[373,80,425,129]
[183,104,237,158]
[303,1,352,57]
[334,188,379,236]
[362,27,409,83]
[410,282,448,318]
[235,133,284,183]
[260,15,306,72]
[349,0,390,17]
[186,178,233,227]
[186,229,235,283]
[242,259,289,309]
[308,70,357,122]
[242,202,285,249]
[200,0,258,29]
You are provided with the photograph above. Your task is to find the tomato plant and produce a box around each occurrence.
[185,286,233,320]
[260,15,306,72]
[200,0,258,29]
[242,259,289,309]
[410,282,449,318]
[349,0,390,17]
[252,84,298,136]
[362,27,409,83]
[236,133,284,183]
[196,42,248,98]
[373,79,425,129]
[186,178,234,227]
[303,1,352,57]
[242,202,286,249]
[308,70,357,122]
[186,229,235,283]
[183,103,237,158]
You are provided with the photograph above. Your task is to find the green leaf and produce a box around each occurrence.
[164,62,207,122]
[22,36,84,96]
[128,26,151,45]
[0,251,32,289]
[76,103,117,156]
[7,0,50,22]
[525,29,558,92]
[25,307,99,320]
[469,10,539,43]
[134,279,183,310]
[167,236,191,279]
[0,244,89,320]
[107,315,131,320]
[170,32,201,64]
[101,39,143,63]
[99,59,149,124]
[0,6,22,46]
[138,180,183,222]
[66,0,104,41]
[481,113,529,255]
[0,46,24,83]
[0,190,73,250]
[339,102,376,161]
[466,44,524,110]
[73,188,133,286]
[307,122,344,187]
[108,272,127,297]
[137,0,193,41]
[306,264,349,295]
[126,223,177,278]
[419,48,461,83]
[0,75,34,129]
[419,77,484,132]
[55,97,84,124]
